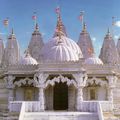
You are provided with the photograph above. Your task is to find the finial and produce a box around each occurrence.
[106,28,111,37]
[82,22,87,32]
[35,23,39,31]
[11,28,14,35]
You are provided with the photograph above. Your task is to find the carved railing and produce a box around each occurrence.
[24,101,42,112]
[9,101,22,112]
[79,101,98,112]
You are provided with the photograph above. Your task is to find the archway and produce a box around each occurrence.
[53,82,68,110]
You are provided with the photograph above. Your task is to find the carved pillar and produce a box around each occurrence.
[34,72,48,111]
[73,72,87,111]
[106,76,117,102]
[8,88,14,101]
[38,87,45,111]
[4,75,15,110]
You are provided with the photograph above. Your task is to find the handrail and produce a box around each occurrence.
[97,102,104,120]
[19,102,25,120]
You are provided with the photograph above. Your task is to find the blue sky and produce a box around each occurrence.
[0,0,120,55]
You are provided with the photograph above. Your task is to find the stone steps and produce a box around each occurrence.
[21,111,99,120]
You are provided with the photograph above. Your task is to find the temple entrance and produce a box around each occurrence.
[53,82,68,110]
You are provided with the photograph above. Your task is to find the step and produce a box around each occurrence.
[22,111,99,120]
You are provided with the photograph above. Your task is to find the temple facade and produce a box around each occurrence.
[0,13,120,120]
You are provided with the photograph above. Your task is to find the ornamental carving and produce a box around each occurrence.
[34,72,49,88]
[73,73,87,88]
[87,77,107,87]
[14,77,35,87]
[106,76,117,88]
[45,75,77,88]
[4,75,16,88]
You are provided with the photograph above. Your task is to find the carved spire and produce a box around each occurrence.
[28,22,44,62]
[77,23,94,59]
[53,7,67,38]
[4,28,20,65]
[99,29,119,64]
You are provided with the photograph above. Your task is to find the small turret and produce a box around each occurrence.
[77,23,94,59]
[4,28,20,65]
[99,29,119,64]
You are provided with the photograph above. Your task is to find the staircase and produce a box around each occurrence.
[8,101,120,120]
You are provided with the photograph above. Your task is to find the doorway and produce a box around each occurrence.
[53,82,68,110]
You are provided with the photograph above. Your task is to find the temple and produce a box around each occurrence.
[0,12,120,120]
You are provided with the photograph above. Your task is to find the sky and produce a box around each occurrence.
[0,0,120,56]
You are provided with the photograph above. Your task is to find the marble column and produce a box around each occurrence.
[76,86,83,111]
[38,87,45,111]
[8,88,14,101]
[106,75,117,102]
[107,87,113,101]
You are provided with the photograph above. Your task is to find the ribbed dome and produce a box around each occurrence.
[85,54,103,65]
[42,36,83,59]
[19,51,38,65]
[43,41,79,62]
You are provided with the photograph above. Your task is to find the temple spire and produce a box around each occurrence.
[53,7,67,38]
[99,29,119,64]
[28,22,44,61]
[77,23,94,59]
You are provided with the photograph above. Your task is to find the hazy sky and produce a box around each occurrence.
[0,0,120,55]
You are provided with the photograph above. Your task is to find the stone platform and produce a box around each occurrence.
[22,111,99,120]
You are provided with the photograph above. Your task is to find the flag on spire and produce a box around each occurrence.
[55,6,60,14]
[32,12,37,20]
[79,11,84,22]
[3,18,9,27]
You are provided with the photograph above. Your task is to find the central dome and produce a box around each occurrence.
[41,36,82,62]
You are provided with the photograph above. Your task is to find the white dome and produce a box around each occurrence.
[85,54,103,65]
[42,41,79,62]
[42,36,83,58]
[19,53,38,65]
